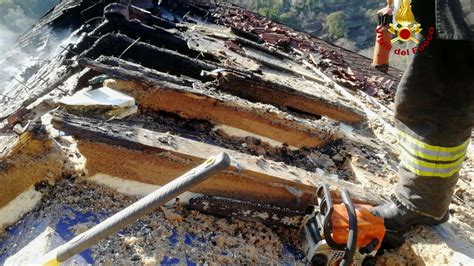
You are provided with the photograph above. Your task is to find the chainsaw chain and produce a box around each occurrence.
[189,196,307,227]
[191,196,304,215]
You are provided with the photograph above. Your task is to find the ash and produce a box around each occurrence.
[122,110,353,178]
[0,179,304,265]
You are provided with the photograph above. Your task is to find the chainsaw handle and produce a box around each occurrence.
[317,185,359,264]
[340,189,358,266]
[318,185,346,251]
[316,184,332,215]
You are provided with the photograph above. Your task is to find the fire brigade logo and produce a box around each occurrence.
[388,0,421,44]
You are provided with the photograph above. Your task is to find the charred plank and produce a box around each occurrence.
[200,30,293,61]
[80,33,216,79]
[128,5,176,29]
[230,26,263,44]
[96,56,194,86]
[78,58,336,148]
[51,112,382,209]
[100,7,193,55]
[209,70,365,123]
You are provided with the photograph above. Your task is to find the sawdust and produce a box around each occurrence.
[161,207,183,223]
[69,222,94,236]
[0,179,303,264]
[378,227,454,265]
[85,179,303,265]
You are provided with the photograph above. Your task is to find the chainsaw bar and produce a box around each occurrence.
[189,196,306,227]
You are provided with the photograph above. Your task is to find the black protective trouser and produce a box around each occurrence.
[393,30,474,218]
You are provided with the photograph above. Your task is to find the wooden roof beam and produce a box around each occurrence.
[208,70,365,124]
[79,57,337,148]
[51,112,382,210]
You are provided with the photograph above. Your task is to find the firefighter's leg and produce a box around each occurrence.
[376,38,474,232]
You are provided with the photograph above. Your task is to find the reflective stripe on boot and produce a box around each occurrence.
[397,129,470,178]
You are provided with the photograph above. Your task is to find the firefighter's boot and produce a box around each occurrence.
[373,200,449,234]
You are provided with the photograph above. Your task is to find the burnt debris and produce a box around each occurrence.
[0,0,399,230]
[0,0,397,209]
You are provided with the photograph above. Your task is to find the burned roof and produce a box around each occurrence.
[0,0,403,219]
[0,0,402,220]
[0,0,402,123]
[1,1,473,265]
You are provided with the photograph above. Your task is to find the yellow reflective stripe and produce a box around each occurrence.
[398,129,470,153]
[399,141,466,162]
[397,130,470,161]
[400,150,465,169]
[401,161,463,178]
[397,129,469,178]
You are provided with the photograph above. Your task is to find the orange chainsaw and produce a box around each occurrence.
[303,185,386,266]
[190,183,388,265]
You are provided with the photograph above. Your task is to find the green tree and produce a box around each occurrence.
[278,10,298,26]
[308,0,322,11]
[325,11,345,40]
[255,0,285,20]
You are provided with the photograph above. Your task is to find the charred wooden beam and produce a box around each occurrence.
[201,28,293,61]
[87,20,112,37]
[208,71,365,123]
[230,27,263,44]
[51,112,382,209]
[79,19,209,61]
[0,129,63,208]
[96,8,193,56]
[232,47,324,83]
[110,19,190,55]
[80,33,216,80]
[79,57,336,148]
[109,78,335,148]
[66,21,112,58]
[75,33,113,63]
[128,5,176,29]
[104,2,130,20]
[97,56,194,86]
[233,35,294,61]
